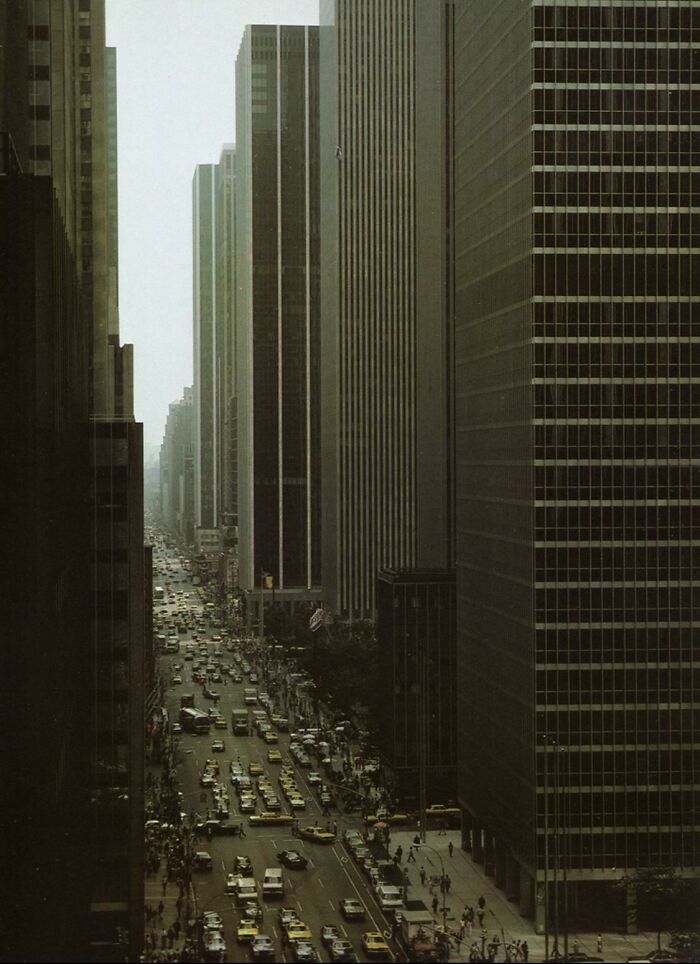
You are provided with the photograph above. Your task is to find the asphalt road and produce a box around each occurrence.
[154,548,401,964]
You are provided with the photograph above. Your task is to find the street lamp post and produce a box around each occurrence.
[415,843,448,933]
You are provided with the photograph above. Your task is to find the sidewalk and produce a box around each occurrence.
[390,830,667,963]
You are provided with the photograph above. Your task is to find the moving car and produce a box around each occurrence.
[299,825,336,844]
[291,942,319,963]
[251,935,276,962]
[321,925,341,947]
[236,919,259,944]
[361,932,392,959]
[192,851,213,871]
[278,907,298,927]
[248,762,264,776]
[283,921,313,945]
[330,940,359,963]
[211,739,225,752]
[234,854,254,877]
[267,748,282,763]
[340,898,366,920]
[277,850,308,870]
[249,812,294,826]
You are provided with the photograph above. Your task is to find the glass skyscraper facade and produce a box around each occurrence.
[455,0,700,930]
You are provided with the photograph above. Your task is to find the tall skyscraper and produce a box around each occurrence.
[193,163,218,531]
[1,7,145,959]
[215,145,238,537]
[319,0,454,619]
[235,24,323,619]
[454,0,700,933]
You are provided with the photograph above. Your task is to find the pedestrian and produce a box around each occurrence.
[477,909,485,927]
[596,933,603,954]
[432,895,439,916]
[396,845,403,861]
[407,846,416,864]
[175,896,183,918]
[239,821,246,838]
[420,866,427,886]
[573,938,580,954]
[478,895,486,910]
[440,875,446,894]
[521,939,529,961]
[160,929,167,950]
[157,901,164,918]
[161,876,168,895]
[448,840,454,857]
[459,921,466,940]
[445,874,451,894]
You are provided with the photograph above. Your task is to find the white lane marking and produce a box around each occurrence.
[307,857,314,868]
[318,877,325,889]
[331,847,386,936]
[295,898,303,913]
[329,898,335,911]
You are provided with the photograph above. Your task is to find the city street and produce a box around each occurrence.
[151,549,402,963]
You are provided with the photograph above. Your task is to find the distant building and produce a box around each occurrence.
[454,0,700,932]
[319,0,454,619]
[235,24,323,622]
[160,387,195,545]
[376,569,457,805]
[193,163,218,530]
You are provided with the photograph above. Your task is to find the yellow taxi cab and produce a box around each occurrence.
[283,921,312,944]
[299,825,336,845]
[366,812,409,826]
[248,762,264,776]
[236,919,259,943]
[263,730,279,744]
[426,803,460,816]
[249,812,294,826]
[267,748,282,763]
[362,931,391,956]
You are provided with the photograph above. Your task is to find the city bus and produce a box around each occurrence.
[154,586,165,602]
[179,707,211,734]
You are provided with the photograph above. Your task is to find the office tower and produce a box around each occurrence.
[376,569,457,804]
[454,0,700,933]
[215,145,238,537]
[1,8,145,958]
[160,387,195,545]
[319,0,454,619]
[235,24,323,620]
[193,163,218,531]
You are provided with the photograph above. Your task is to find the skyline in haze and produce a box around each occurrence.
[105,0,320,449]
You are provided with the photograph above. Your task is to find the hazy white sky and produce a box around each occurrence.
[106,1,319,452]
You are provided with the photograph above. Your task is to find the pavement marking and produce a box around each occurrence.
[328,898,335,911]
[331,846,386,937]
[318,877,325,889]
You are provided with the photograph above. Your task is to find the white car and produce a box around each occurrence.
[225,873,238,894]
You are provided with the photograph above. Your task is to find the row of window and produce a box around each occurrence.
[535,464,700,490]
[534,211,700,240]
[537,709,697,740]
[534,342,700,369]
[534,87,700,116]
[534,254,700,297]
[535,835,697,871]
[534,6,698,31]
[534,169,697,197]
[537,544,698,570]
[536,503,700,527]
[534,46,700,72]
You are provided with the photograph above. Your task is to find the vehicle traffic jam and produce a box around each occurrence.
[145,534,460,963]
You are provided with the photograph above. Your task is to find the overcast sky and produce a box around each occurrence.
[106,1,319,454]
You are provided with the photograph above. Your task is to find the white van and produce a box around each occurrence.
[262,867,283,898]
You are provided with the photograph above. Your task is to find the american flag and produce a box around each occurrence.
[309,607,333,632]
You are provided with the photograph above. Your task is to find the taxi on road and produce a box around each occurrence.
[236,919,259,943]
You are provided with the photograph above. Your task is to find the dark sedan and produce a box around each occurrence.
[276,849,308,870]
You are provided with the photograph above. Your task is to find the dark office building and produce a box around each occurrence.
[454,0,700,933]
[1,6,145,959]
[319,1,454,619]
[376,569,457,805]
[236,25,323,615]
[90,419,145,961]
